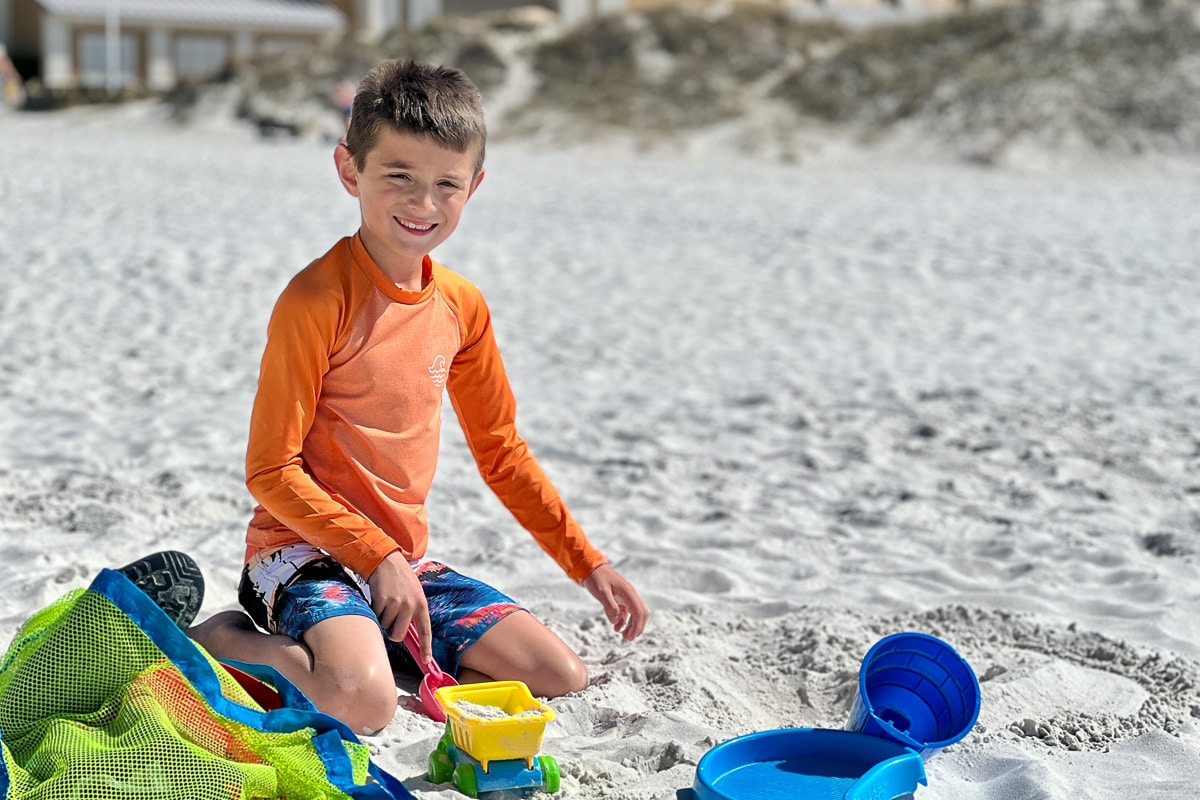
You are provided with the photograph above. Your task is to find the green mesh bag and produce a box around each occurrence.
[0,569,412,800]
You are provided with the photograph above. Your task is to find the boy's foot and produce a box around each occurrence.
[117,550,205,629]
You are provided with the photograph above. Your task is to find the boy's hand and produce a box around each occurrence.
[368,552,432,663]
[583,564,649,642]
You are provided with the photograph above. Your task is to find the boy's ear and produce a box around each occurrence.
[334,143,361,198]
[468,169,485,198]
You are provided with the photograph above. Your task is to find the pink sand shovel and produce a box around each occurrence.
[403,623,458,722]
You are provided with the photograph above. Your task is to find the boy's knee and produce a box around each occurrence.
[357,693,399,736]
[317,669,398,735]
[561,657,589,695]
[537,654,589,698]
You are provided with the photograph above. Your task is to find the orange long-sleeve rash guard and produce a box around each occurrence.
[244,234,607,583]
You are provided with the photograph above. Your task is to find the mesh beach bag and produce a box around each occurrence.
[0,568,413,800]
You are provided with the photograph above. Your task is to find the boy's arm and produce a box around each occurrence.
[445,295,606,584]
[245,274,400,579]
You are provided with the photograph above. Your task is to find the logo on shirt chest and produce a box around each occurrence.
[428,354,448,388]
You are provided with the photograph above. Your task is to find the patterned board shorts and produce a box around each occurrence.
[237,543,522,677]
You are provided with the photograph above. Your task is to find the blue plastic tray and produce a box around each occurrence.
[693,727,927,800]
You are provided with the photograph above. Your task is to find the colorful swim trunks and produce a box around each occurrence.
[237,543,522,677]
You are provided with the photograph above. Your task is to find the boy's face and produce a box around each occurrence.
[335,128,484,283]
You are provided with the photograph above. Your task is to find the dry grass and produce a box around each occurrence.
[771,7,1029,124]
[769,2,1200,155]
[526,6,843,131]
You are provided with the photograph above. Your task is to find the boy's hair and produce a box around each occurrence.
[345,59,487,175]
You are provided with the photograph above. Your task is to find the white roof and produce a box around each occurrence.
[35,0,345,30]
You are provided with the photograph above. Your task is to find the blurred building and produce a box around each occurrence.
[0,0,633,93]
[326,0,624,38]
[0,0,345,93]
[0,0,1016,95]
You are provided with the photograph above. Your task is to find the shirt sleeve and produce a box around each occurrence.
[244,267,400,578]
[444,284,608,584]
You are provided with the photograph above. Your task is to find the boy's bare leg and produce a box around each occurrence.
[189,611,398,735]
[456,610,588,698]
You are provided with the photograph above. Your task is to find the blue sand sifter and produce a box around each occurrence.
[692,631,978,799]
[846,631,981,759]
[692,727,926,800]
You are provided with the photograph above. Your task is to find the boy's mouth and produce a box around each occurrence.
[396,217,436,233]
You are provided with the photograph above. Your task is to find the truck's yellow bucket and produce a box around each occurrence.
[434,681,555,771]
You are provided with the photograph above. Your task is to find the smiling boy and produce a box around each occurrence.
[190,60,648,735]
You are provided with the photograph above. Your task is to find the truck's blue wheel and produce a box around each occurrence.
[539,755,561,793]
[427,749,453,784]
[453,763,479,798]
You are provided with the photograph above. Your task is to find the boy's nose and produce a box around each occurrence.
[407,186,436,213]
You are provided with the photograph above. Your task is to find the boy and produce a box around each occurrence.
[190,60,648,735]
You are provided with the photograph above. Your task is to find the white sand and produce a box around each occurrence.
[1,105,1198,799]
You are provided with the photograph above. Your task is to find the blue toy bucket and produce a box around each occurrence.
[846,632,980,759]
